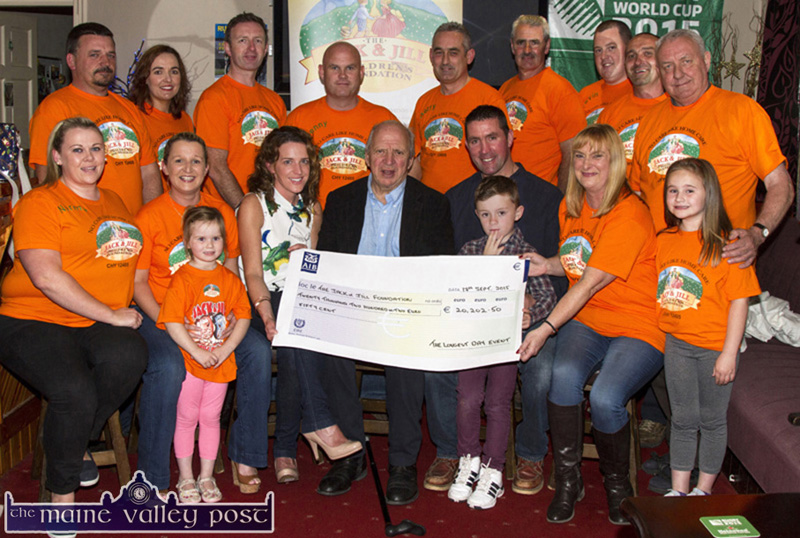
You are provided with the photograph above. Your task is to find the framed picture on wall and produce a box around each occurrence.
[37,56,67,103]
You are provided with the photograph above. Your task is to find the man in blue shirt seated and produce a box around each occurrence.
[446,104,564,497]
[315,120,454,505]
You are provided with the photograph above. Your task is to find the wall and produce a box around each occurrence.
[721,0,767,96]
[74,0,275,115]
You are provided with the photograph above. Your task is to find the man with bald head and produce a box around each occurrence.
[631,29,793,268]
[287,41,397,207]
[598,32,667,178]
[579,20,633,124]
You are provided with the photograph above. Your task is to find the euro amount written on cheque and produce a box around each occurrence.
[272,250,529,371]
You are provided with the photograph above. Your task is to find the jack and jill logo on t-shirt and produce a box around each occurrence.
[95,221,143,260]
[168,242,224,274]
[559,236,592,278]
[648,133,699,175]
[423,118,463,152]
[241,111,279,146]
[156,139,170,166]
[506,101,528,131]
[657,266,703,311]
[586,108,603,125]
[320,137,368,175]
[98,121,140,160]
[619,123,639,162]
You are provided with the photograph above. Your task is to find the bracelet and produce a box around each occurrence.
[543,319,558,335]
[253,295,270,309]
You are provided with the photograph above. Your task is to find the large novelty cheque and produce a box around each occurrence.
[273,250,529,370]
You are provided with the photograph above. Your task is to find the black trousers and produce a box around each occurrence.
[0,315,147,494]
[322,354,424,467]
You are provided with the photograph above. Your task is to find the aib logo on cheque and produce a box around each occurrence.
[301,252,320,273]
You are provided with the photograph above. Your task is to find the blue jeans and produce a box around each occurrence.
[424,371,458,459]
[516,322,557,462]
[549,320,663,433]
[136,309,271,490]
[259,292,335,459]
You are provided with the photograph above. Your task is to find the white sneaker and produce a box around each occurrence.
[467,463,504,509]
[448,455,480,502]
[664,489,687,497]
[688,487,711,496]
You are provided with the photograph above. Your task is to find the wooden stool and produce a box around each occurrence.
[32,400,131,502]
[581,374,641,495]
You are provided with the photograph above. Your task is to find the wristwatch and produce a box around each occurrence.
[753,223,770,238]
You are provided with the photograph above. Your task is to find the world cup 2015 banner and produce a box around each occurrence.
[548,0,724,92]
[289,0,462,123]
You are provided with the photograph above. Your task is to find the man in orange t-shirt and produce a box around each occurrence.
[500,15,585,190]
[598,33,667,178]
[630,29,793,268]
[28,23,160,215]
[579,20,633,124]
[287,42,397,208]
[409,22,508,194]
[194,12,287,208]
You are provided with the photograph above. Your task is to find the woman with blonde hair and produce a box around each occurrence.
[519,124,664,525]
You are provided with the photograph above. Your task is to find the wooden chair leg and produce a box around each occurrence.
[627,399,640,496]
[108,411,131,485]
[505,402,516,480]
[127,383,142,454]
[92,411,131,486]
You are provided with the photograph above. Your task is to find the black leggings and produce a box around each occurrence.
[0,315,147,494]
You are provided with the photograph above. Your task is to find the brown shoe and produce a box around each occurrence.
[512,458,544,495]
[423,457,458,491]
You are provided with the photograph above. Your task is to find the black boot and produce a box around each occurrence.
[546,400,585,524]
[593,420,634,525]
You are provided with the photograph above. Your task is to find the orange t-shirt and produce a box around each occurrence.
[135,191,240,306]
[597,92,668,178]
[157,263,250,383]
[630,85,786,231]
[578,78,632,125]
[500,68,586,186]
[559,193,664,351]
[287,97,397,208]
[0,181,142,327]
[656,228,760,351]
[29,85,156,214]
[194,75,287,199]
[409,78,509,193]
[140,103,194,192]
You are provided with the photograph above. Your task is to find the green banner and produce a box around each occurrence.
[549,0,724,91]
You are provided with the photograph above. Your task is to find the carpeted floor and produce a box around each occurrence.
[0,425,736,538]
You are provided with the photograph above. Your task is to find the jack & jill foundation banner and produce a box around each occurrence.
[289,0,462,123]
